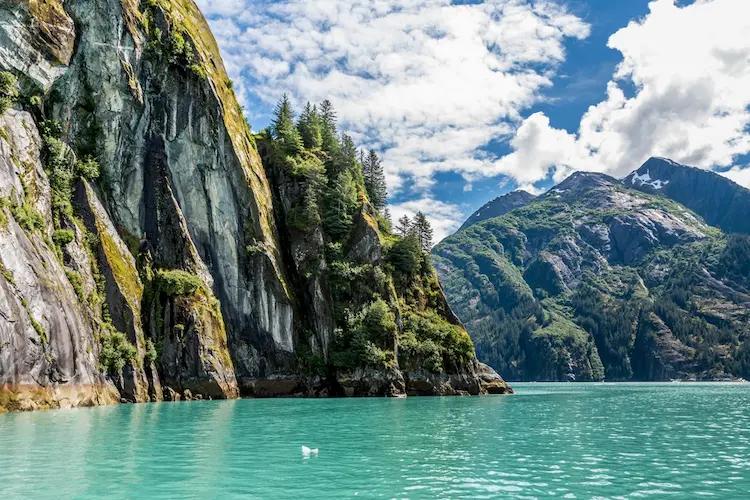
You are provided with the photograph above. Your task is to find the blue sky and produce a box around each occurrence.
[197,0,750,241]
[428,0,654,217]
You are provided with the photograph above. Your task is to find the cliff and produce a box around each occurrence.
[0,0,508,412]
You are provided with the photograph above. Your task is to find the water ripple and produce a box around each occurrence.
[0,383,749,498]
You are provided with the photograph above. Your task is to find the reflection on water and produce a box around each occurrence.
[2,383,749,498]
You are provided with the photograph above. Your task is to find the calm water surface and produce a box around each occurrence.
[1,383,749,498]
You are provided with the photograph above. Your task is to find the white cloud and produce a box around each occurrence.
[722,166,750,189]
[495,0,750,187]
[196,0,589,195]
[388,197,464,245]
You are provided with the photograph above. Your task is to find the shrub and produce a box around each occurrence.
[43,135,75,222]
[357,340,392,368]
[75,156,100,181]
[154,269,204,296]
[40,119,63,139]
[0,71,18,113]
[399,309,475,372]
[0,261,14,285]
[53,229,75,246]
[11,202,44,232]
[142,6,207,80]
[145,338,158,364]
[188,63,207,80]
[99,328,137,374]
[30,315,46,344]
[65,269,84,302]
[358,298,397,345]
[346,299,398,369]
[417,339,443,372]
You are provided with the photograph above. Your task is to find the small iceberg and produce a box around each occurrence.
[301,445,319,458]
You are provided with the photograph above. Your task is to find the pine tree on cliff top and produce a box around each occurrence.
[336,134,360,179]
[297,102,323,150]
[319,99,339,156]
[396,215,412,237]
[272,94,303,155]
[413,211,434,251]
[363,149,388,211]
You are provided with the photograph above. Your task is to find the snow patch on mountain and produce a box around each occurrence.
[628,169,670,190]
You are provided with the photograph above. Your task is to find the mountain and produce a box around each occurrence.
[0,0,507,412]
[433,165,750,382]
[459,190,536,230]
[625,157,750,235]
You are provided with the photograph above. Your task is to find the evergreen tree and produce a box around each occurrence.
[413,211,434,251]
[336,134,360,177]
[363,149,387,211]
[319,99,339,156]
[396,215,413,237]
[271,94,303,155]
[383,207,393,226]
[297,102,323,149]
[323,170,358,240]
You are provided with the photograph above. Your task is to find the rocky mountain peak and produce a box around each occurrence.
[546,171,618,198]
[459,190,535,230]
[625,157,750,235]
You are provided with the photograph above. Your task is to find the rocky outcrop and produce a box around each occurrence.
[146,274,238,399]
[0,0,508,411]
[0,108,119,412]
[0,0,75,89]
[51,0,296,384]
[263,147,510,396]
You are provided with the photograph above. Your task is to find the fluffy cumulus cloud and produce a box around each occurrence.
[723,165,750,189]
[196,0,750,240]
[388,197,465,243]
[497,0,750,186]
[196,0,589,233]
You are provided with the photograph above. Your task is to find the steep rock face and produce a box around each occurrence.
[459,190,535,231]
[50,0,295,389]
[0,0,509,410]
[435,168,750,381]
[625,157,750,235]
[0,0,74,89]
[0,108,119,412]
[263,151,510,397]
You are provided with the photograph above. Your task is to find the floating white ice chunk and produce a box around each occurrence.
[302,445,319,458]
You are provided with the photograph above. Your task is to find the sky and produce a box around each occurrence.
[196,0,750,242]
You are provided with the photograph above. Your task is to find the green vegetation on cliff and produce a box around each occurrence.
[0,71,18,113]
[260,97,475,382]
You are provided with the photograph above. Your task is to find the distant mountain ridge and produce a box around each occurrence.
[625,157,750,235]
[434,158,750,382]
[459,190,536,230]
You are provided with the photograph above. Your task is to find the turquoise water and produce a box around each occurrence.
[2,383,749,498]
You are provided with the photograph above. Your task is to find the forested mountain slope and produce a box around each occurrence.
[434,165,750,381]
